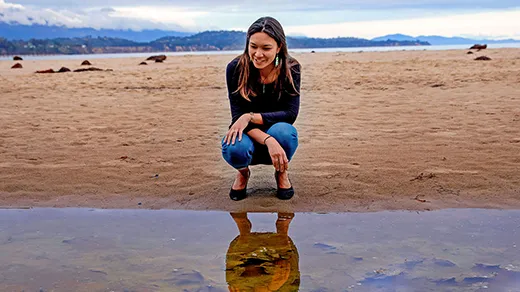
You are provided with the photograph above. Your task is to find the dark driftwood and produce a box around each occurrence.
[146,55,167,62]
[469,44,487,50]
[474,56,492,61]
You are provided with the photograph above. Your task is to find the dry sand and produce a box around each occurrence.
[1,49,519,212]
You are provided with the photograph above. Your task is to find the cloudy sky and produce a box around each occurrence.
[1,0,519,39]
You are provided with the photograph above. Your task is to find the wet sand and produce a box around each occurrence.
[1,49,519,212]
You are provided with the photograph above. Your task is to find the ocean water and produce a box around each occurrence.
[0,208,519,291]
[1,43,519,61]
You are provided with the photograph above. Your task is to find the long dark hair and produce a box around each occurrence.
[235,16,300,101]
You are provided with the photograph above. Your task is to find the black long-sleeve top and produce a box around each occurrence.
[226,57,301,133]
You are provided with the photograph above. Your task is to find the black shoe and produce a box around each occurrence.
[275,171,294,200]
[276,186,294,200]
[229,169,250,201]
[229,188,247,201]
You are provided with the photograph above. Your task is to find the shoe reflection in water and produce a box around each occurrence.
[226,212,300,291]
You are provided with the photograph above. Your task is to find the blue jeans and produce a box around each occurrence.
[222,122,298,169]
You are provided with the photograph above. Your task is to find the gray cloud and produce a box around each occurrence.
[0,1,188,30]
[99,7,116,13]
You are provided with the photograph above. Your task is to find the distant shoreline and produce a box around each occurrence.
[2,43,520,61]
[0,44,429,58]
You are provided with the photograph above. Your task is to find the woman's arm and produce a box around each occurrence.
[249,113,263,125]
[247,128,270,145]
[225,59,260,139]
[248,128,289,172]
[259,94,299,125]
[226,59,246,125]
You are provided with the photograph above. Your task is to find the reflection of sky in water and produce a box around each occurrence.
[0,208,519,291]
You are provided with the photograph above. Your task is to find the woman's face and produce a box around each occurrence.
[248,32,280,70]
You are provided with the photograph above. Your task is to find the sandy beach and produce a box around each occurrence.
[1,49,519,212]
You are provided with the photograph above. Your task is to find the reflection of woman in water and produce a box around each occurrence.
[226,213,300,291]
[221,16,301,201]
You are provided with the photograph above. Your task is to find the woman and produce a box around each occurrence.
[222,16,301,201]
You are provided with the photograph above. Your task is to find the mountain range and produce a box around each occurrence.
[371,34,520,45]
[1,22,519,46]
[0,31,429,55]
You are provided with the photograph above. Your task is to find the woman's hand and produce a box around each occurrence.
[224,114,251,145]
[265,138,289,172]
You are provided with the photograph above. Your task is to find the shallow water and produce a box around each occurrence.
[1,43,519,61]
[0,208,519,291]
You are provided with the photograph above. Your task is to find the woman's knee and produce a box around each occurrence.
[267,123,298,158]
[221,136,254,169]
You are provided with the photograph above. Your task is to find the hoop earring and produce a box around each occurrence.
[275,54,279,67]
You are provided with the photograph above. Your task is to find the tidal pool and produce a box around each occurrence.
[0,208,519,291]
